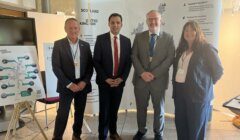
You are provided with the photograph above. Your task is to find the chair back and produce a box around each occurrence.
[40,71,59,101]
[40,71,47,96]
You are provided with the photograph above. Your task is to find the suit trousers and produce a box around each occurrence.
[134,85,165,136]
[174,82,210,140]
[98,84,124,140]
[53,89,87,139]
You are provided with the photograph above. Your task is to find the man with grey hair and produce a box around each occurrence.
[52,18,93,140]
[131,10,175,140]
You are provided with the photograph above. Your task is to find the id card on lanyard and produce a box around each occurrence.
[71,43,79,66]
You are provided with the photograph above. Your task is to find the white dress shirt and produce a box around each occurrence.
[175,51,193,83]
[68,38,80,79]
[66,38,81,88]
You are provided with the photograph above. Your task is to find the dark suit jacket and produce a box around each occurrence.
[52,37,93,94]
[93,32,131,86]
[172,43,223,103]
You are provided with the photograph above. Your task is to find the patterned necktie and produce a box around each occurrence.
[149,34,156,57]
[113,36,119,76]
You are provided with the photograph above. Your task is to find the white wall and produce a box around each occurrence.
[27,12,72,71]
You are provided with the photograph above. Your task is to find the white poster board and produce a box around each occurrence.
[0,45,45,106]
[43,43,58,98]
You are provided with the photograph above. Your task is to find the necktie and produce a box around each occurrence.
[149,34,156,57]
[113,36,119,76]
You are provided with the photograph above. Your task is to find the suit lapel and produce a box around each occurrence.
[119,35,125,72]
[63,38,74,65]
[78,40,85,77]
[79,41,84,58]
[106,33,113,71]
[143,31,150,59]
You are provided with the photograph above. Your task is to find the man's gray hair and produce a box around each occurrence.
[146,10,161,18]
[64,18,79,27]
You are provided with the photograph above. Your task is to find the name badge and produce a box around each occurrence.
[74,61,79,67]
[149,57,153,62]
[177,68,185,75]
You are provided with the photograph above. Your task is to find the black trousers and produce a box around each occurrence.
[98,84,123,140]
[53,88,87,139]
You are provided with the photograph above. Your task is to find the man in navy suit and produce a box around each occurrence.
[52,18,93,140]
[93,13,132,140]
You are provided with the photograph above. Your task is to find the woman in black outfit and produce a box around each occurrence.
[172,20,223,140]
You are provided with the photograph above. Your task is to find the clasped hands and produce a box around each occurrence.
[105,78,123,87]
[141,72,155,82]
[69,81,86,93]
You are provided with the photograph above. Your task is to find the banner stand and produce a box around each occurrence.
[4,101,47,140]
[83,119,92,134]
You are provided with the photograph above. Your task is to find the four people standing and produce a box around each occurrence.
[51,11,223,140]
[93,13,131,140]
[131,10,175,140]
[172,20,223,140]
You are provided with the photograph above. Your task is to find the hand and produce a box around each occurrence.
[69,83,81,92]
[141,72,154,82]
[105,78,115,86]
[77,81,86,91]
[111,78,123,87]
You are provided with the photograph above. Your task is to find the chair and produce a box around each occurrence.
[34,71,60,128]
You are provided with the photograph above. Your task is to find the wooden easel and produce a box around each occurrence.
[4,101,47,140]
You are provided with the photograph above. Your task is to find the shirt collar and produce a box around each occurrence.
[110,32,120,39]
[67,37,79,45]
[149,30,161,37]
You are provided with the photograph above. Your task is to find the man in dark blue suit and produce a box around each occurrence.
[52,18,93,140]
[93,13,132,140]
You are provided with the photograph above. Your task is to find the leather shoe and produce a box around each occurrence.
[110,133,122,140]
[154,134,163,140]
[52,137,62,140]
[133,131,145,140]
[72,134,81,140]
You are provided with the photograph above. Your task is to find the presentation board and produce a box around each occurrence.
[0,45,45,106]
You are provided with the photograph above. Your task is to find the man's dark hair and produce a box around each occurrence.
[108,13,122,22]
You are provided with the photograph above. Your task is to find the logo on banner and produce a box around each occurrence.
[80,8,99,26]
[80,18,98,26]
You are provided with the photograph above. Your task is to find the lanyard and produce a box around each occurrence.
[181,51,192,68]
[70,43,79,60]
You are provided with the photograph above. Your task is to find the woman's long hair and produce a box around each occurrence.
[176,20,207,55]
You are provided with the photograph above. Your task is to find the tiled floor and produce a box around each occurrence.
[0,107,239,140]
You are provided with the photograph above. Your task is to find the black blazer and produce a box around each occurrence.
[93,32,131,86]
[172,43,223,103]
[52,37,93,94]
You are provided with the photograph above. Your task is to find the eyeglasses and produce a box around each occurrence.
[147,18,160,22]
